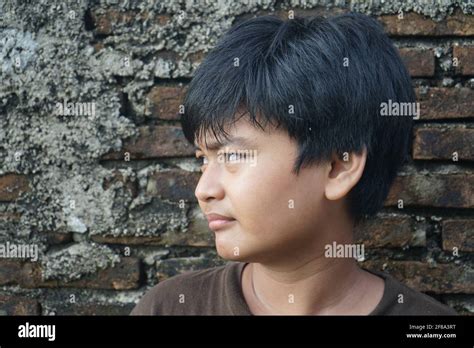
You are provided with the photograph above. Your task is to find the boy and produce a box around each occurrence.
[131,13,457,315]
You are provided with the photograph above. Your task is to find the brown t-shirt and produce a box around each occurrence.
[130,261,457,315]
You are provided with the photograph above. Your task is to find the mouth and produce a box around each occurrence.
[208,218,236,231]
[205,213,236,231]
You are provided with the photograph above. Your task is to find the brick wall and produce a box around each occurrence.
[0,0,472,315]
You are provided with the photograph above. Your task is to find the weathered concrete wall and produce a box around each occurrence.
[0,0,473,315]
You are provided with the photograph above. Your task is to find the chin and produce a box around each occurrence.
[215,244,243,261]
[215,242,263,263]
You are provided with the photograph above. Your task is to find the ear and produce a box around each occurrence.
[325,147,367,201]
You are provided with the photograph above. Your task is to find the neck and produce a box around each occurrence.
[247,255,365,315]
[241,209,384,315]
[243,211,375,315]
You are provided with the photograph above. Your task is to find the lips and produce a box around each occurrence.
[206,213,236,231]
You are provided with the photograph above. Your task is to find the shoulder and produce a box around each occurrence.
[395,281,457,315]
[130,263,229,315]
[369,269,458,315]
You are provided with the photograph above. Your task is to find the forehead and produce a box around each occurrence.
[194,116,264,150]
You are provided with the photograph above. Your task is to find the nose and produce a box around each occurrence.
[195,163,225,202]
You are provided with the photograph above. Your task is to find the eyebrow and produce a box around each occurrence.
[194,136,256,152]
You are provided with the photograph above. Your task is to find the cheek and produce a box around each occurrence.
[227,161,300,233]
[229,162,327,241]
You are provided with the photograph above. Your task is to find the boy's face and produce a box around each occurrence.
[194,116,337,265]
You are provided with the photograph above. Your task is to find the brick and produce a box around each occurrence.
[453,46,474,76]
[91,206,213,247]
[0,174,30,202]
[43,232,74,245]
[90,9,170,35]
[51,303,134,315]
[146,169,199,202]
[159,48,184,61]
[354,214,425,248]
[91,9,125,35]
[91,229,213,247]
[233,7,349,26]
[0,211,21,222]
[399,48,435,77]
[146,85,187,120]
[413,126,474,161]
[186,206,215,247]
[93,42,104,52]
[50,257,140,290]
[91,235,163,245]
[444,295,474,315]
[385,173,474,208]
[0,295,40,315]
[1,258,141,290]
[187,51,206,64]
[416,87,474,120]
[0,260,24,285]
[103,169,138,198]
[101,126,195,160]
[154,49,206,68]
[442,219,474,252]
[155,257,224,282]
[378,10,474,36]
[362,260,473,293]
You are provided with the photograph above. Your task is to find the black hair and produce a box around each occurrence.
[180,13,414,224]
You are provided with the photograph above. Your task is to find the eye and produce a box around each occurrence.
[196,155,208,170]
[197,155,208,164]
